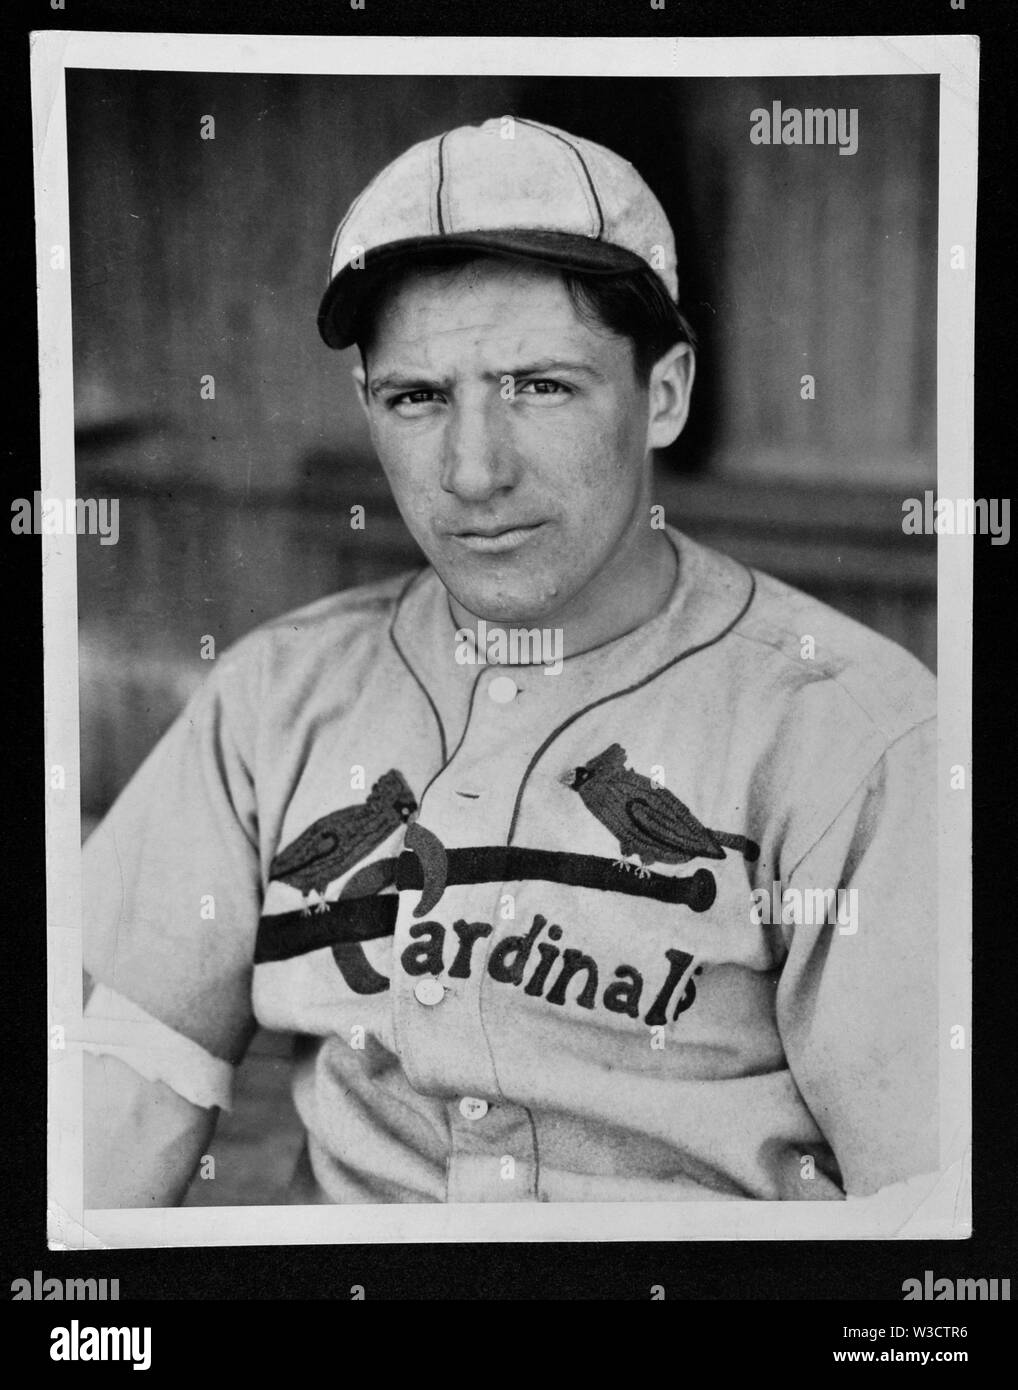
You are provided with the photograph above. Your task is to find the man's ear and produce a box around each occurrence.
[352,361,371,425]
[646,342,696,452]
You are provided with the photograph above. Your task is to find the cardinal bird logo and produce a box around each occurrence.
[269,769,417,913]
[562,743,759,876]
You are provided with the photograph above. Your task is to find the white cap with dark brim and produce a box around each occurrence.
[318,116,680,350]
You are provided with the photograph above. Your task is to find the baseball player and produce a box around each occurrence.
[81,118,938,1207]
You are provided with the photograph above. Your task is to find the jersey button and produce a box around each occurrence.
[488,674,518,704]
[459,1096,489,1120]
[413,978,445,1006]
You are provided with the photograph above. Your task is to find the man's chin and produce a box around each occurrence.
[441,571,564,629]
[414,536,574,626]
[451,590,555,627]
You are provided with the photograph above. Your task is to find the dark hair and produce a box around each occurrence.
[354,250,696,387]
[561,265,697,384]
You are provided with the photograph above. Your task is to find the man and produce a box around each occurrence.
[82,117,938,1207]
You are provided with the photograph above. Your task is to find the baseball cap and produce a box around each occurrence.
[317,116,679,350]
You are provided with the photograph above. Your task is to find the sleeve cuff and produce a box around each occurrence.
[82,983,235,1112]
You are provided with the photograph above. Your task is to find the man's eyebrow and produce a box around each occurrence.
[504,359,605,380]
[368,372,450,395]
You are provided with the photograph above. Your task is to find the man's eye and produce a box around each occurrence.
[390,390,441,409]
[519,379,569,396]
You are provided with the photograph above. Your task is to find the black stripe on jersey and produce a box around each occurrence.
[255,895,397,964]
[256,852,716,964]
[396,847,717,909]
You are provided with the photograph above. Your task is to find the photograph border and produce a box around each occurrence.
[34,29,976,1250]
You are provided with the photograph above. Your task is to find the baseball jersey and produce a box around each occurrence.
[82,526,939,1204]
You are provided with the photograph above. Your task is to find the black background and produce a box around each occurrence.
[1,0,1013,1359]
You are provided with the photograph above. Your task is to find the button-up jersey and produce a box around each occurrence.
[83,528,938,1203]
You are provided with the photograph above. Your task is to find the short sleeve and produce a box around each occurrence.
[82,642,264,1065]
[775,718,939,1196]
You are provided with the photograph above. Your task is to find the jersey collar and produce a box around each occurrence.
[389,528,756,735]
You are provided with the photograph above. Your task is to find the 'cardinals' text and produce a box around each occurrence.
[400,913,700,1027]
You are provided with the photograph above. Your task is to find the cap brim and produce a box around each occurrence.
[317,230,653,349]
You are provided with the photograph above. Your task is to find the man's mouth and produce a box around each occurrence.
[450,522,546,554]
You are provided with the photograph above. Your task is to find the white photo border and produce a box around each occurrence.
[33,30,976,1250]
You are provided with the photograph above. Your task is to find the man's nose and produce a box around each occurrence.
[439,396,519,501]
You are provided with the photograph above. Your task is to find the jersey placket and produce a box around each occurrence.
[390,661,560,1202]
